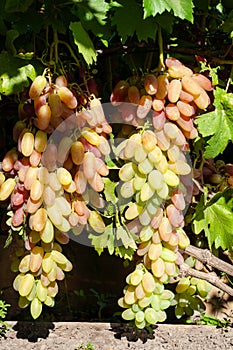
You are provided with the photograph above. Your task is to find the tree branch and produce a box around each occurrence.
[184,245,233,277]
[179,262,233,296]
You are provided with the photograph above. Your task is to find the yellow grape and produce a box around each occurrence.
[88,210,105,233]
[57,86,77,109]
[42,185,56,207]
[151,258,165,278]
[36,280,48,302]
[163,169,179,187]
[21,132,35,157]
[19,273,35,297]
[47,281,59,297]
[47,265,58,282]
[38,167,49,185]
[152,98,164,112]
[40,219,54,244]
[125,203,143,220]
[135,283,146,299]
[176,277,190,293]
[24,166,38,190]
[36,103,52,130]
[141,130,157,152]
[148,242,163,261]
[30,246,44,273]
[0,172,5,186]
[48,172,62,191]
[181,76,201,97]
[138,158,153,175]
[165,103,180,121]
[55,216,70,232]
[134,143,148,163]
[133,173,146,191]
[148,169,164,190]
[193,87,210,109]
[167,144,181,162]
[27,284,38,301]
[177,228,190,248]
[30,179,43,201]
[57,167,72,186]
[42,252,54,274]
[55,197,71,216]
[138,294,152,308]
[124,285,137,305]
[83,152,97,179]
[48,93,63,118]
[2,148,18,172]
[29,75,47,100]
[148,146,163,164]
[168,160,191,175]
[155,130,170,151]
[168,65,193,79]
[81,127,101,146]
[71,141,85,165]
[0,178,16,201]
[18,254,30,273]
[58,259,73,272]
[141,272,156,293]
[163,123,179,139]
[47,203,63,226]
[57,136,73,164]
[119,162,136,182]
[30,297,43,319]
[130,269,144,286]
[158,217,172,242]
[56,265,65,281]
[124,134,141,159]
[140,182,154,201]
[32,208,47,232]
[44,295,55,307]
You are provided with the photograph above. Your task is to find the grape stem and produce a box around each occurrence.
[157,25,165,70]
[179,262,233,297]
[184,245,233,277]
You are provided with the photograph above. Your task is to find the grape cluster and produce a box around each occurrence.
[111,57,213,138]
[171,276,212,319]
[0,72,112,318]
[113,58,214,327]
[118,264,174,328]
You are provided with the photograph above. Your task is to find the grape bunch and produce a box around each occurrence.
[118,264,174,328]
[171,276,212,318]
[111,56,213,139]
[113,57,214,327]
[0,71,112,318]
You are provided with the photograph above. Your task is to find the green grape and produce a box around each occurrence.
[133,173,146,191]
[135,283,146,299]
[125,202,143,220]
[150,294,161,311]
[157,182,169,199]
[138,158,154,175]
[18,296,30,309]
[196,279,211,298]
[120,179,135,198]
[130,269,144,286]
[163,169,180,187]
[135,310,145,323]
[148,146,163,164]
[153,280,164,294]
[146,200,159,215]
[161,290,174,300]
[176,277,190,293]
[160,247,177,262]
[138,294,153,308]
[135,319,146,329]
[119,162,137,181]
[140,182,155,201]
[118,297,129,308]
[134,143,148,163]
[151,257,165,278]
[184,305,194,317]
[160,299,170,310]
[139,208,152,226]
[167,144,181,162]
[148,169,164,190]
[186,285,196,295]
[139,225,154,242]
[144,307,158,324]
[157,310,167,322]
[132,303,141,313]
[124,285,137,305]
[178,295,189,308]
[175,305,184,319]
[122,308,135,321]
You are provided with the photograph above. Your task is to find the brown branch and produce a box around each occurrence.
[184,245,233,277]
[179,262,233,296]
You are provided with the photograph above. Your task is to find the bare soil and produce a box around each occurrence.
[0,321,233,350]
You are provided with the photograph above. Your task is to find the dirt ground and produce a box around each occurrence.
[0,321,233,350]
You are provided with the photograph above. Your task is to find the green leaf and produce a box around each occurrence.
[222,10,233,33]
[0,52,37,95]
[114,246,135,260]
[5,0,33,12]
[143,0,194,22]
[88,223,115,255]
[193,189,233,250]
[111,0,157,43]
[70,21,97,65]
[195,88,233,158]
[103,178,118,204]
[5,29,19,56]
[72,0,109,25]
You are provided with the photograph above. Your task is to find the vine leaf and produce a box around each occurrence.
[195,87,233,158]
[5,0,33,13]
[70,21,97,65]
[193,189,233,250]
[143,0,194,22]
[0,52,36,95]
[111,0,158,43]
